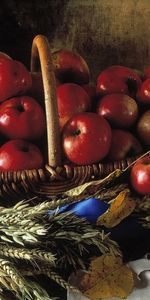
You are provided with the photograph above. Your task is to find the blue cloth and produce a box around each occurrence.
[48,197,109,223]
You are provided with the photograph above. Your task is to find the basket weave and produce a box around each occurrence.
[0,35,142,198]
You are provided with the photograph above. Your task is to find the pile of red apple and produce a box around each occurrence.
[0,48,150,174]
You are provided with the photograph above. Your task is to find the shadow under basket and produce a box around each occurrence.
[0,35,145,198]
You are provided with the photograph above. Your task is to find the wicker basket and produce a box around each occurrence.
[0,35,143,198]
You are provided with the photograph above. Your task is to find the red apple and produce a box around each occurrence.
[131,68,144,81]
[130,156,150,195]
[0,96,46,140]
[97,93,138,129]
[52,49,90,84]
[107,129,143,161]
[136,78,150,105]
[57,83,91,130]
[96,65,141,97]
[62,112,112,165]
[27,72,44,103]
[82,83,97,111]
[0,52,12,60]
[0,139,44,171]
[137,110,150,146]
[0,58,32,102]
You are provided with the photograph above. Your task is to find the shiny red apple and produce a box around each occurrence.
[96,65,141,97]
[136,78,150,105]
[137,110,150,146]
[27,72,44,103]
[62,112,112,165]
[0,96,46,140]
[0,58,32,102]
[57,83,91,130]
[107,129,143,161]
[130,156,150,195]
[52,49,90,84]
[82,83,97,111]
[0,139,44,171]
[97,93,138,129]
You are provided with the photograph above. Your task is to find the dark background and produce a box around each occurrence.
[1,0,150,79]
[0,0,69,67]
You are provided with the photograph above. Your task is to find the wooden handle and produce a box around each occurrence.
[31,35,61,167]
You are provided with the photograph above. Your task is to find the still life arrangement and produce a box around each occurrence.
[0,35,149,299]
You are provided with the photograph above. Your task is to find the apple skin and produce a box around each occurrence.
[52,49,90,85]
[136,78,150,105]
[0,58,32,102]
[0,52,12,60]
[0,139,44,171]
[62,112,112,165]
[82,83,97,111]
[130,156,150,195]
[0,96,46,140]
[107,129,143,162]
[137,110,150,146]
[57,83,91,130]
[96,65,141,97]
[131,68,145,81]
[97,93,138,129]
[27,72,44,103]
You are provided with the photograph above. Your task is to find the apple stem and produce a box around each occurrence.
[31,35,62,168]
[73,129,81,136]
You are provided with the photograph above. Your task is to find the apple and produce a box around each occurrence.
[82,83,97,111]
[0,96,46,140]
[52,49,90,84]
[96,65,141,97]
[97,93,138,129]
[107,129,143,161]
[136,78,150,105]
[130,156,150,195]
[0,51,12,60]
[57,83,91,129]
[27,72,44,103]
[62,112,112,165]
[137,110,150,146]
[0,139,44,171]
[0,58,32,102]
[131,68,144,81]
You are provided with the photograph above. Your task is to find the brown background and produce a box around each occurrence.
[1,0,150,81]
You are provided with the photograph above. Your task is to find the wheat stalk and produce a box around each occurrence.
[0,258,55,300]
[0,258,33,299]
[0,245,55,265]
[0,219,47,246]
[20,266,79,293]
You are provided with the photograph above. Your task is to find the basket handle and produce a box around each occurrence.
[31,35,61,167]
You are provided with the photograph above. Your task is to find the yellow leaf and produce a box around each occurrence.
[97,189,136,228]
[80,255,134,299]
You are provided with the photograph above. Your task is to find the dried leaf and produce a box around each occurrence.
[80,255,134,299]
[64,169,122,197]
[97,189,136,228]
